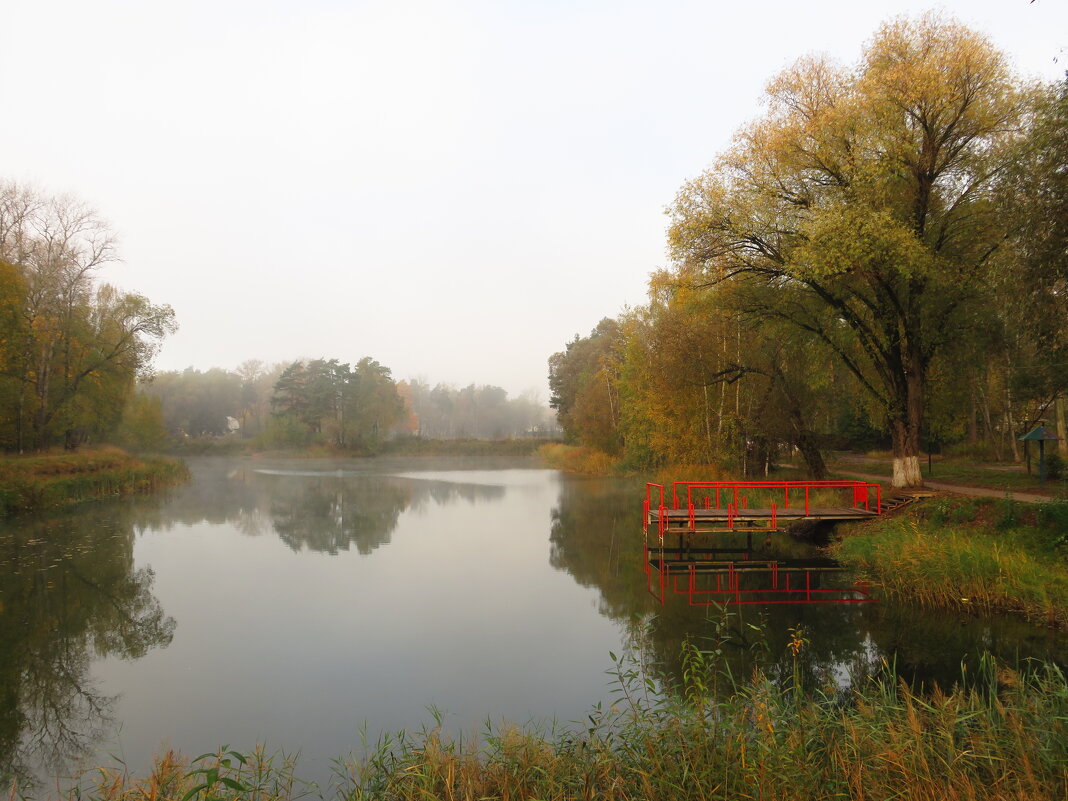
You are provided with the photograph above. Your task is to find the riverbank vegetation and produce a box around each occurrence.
[50,650,1068,801]
[0,447,188,516]
[833,496,1068,627]
[549,14,1068,490]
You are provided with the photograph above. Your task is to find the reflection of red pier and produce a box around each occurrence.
[642,481,880,606]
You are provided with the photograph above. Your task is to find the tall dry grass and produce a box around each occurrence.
[29,650,1067,801]
[0,447,189,516]
[538,443,619,475]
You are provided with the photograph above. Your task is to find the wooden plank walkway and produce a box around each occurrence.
[649,506,877,533]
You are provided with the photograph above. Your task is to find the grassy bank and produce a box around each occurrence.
[829,454,1068,497]
[832,496,1068,627]
[538,442,619,474]
[0,447,189,516]
[48,652,1068,801]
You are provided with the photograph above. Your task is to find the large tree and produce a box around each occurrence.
[667,15,1022,487]
[0,183,176,450]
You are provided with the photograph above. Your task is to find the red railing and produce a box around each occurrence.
[670,479,881,515]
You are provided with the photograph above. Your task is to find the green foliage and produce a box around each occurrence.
[950,499,979,525]
[996,497,1021,531]
[1044,452,1064,480]
[258,415,314,449]
[116,392,169,451]
[548,318,624,454]
[1035,500,1068,550]
[268,357,404,453]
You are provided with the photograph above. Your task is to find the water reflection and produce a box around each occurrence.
[0,503,175,784]
[142,461,508,555]
[548,475,1068,696]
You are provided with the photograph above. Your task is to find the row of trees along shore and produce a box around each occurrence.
[0,183,175,452]
[550,14,1068,489]
[135,364,557,451]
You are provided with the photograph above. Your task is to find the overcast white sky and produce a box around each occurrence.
[2,1,1065,399]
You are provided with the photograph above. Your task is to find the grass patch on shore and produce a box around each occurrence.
[0,447,189,516]
[42,649,1068,801]
[832,495,1068,627]
[538,443,619,474]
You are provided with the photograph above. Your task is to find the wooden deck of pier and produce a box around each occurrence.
[648,505,878,534]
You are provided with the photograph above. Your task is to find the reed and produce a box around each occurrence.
[538,443,619,475]
[0,447,189,516]
[44,649,1067,801]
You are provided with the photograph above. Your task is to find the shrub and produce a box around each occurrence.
[1044,452,1064,480]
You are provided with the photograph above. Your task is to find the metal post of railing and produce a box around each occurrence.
[805,487,810,516]
[876,485,881,514]
[642,498,649,534]
[771,501,777,530]
[688,502,695,532]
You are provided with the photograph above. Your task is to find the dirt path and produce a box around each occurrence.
[832,468,1055,504]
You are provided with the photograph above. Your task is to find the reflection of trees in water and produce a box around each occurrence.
[0,505,175,785]
[139,461,508,556]
[267,476,411,555]
[0,461,518,784]
[264,475,505,555]
[548,476,1068,700]
[406,479,505,511]
[549,477,653,620]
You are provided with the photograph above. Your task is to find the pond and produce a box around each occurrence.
[2,457,1066,789]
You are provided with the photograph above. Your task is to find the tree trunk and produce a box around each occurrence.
[1006,401,1020,463]
[968,386,978,445]
[978,384,1001,461]
[794,423,827,479]
[1056,395,1068,458]
[887,353,925,488]
[889,417,923,487]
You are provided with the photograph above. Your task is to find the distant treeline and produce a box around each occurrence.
[550,16,1068,486]
[136,361,559,452]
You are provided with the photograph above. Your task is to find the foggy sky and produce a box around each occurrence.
[2,0,1065,399]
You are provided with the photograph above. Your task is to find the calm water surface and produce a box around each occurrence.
[2,457,1066,788]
